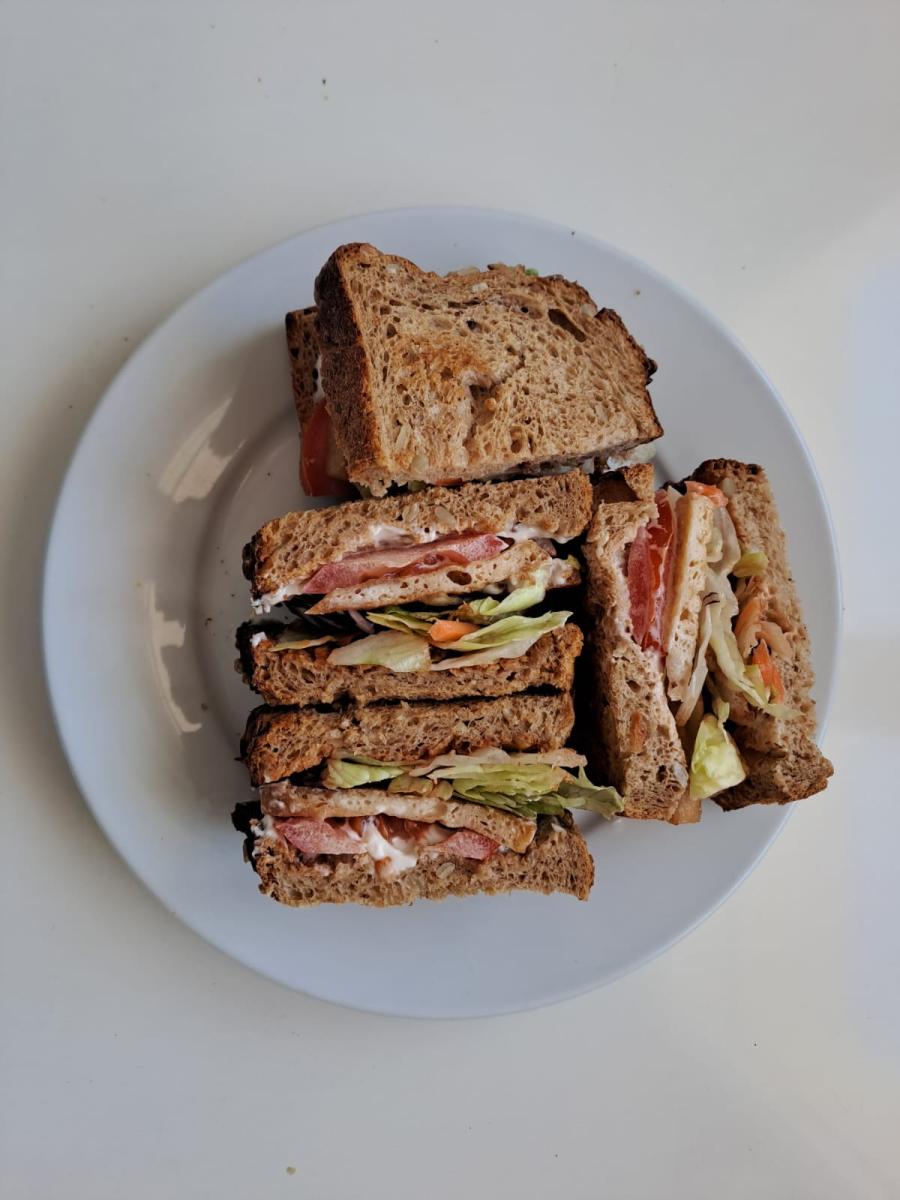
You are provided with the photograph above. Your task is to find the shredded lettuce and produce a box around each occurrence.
[366,608,440,636]
[270,631,336,652]
[453,581,548,623]
[321,750,623,820]
[447,611,570,652]
[733,549,769,577]
[689,701,747,799]
[707,603,798,718]
[326,630,432,673]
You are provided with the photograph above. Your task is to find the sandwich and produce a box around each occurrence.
[238,473,590,706]
[235,693,623,907]
[293,242,661,497]
[582,459,833,822]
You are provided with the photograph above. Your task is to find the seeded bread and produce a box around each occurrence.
[238,622,583,706]
[688,459,833,809]
[245,812,594,905]
[243,471,593,608]
[242,692,576,786]
[285,306,320,426]
[314,243,662,494]
[582,496,689,821]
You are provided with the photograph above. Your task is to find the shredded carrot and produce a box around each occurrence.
[734,596,762,643]
[685,480,728,507]
[429,620,481,644]
[752,640,785,703]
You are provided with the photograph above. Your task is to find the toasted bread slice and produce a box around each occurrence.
[241,692,575,786]
[688,459,833,809]
[242,811,594,905]
[285,306,320,426]
[243,471,592,612]
[582,495,690,821]
[314,243,661,494]
[238,622,583,706]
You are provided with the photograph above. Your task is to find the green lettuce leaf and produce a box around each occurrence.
[557,767,626,817]
[327,630,432,673]
[366,608,441,636]
[271,630,336,652]
[732,549,769,578]
[430,611,570,669]
[453,581,548,623]
[318,749,622,821]
[689,705,747,800]
[322,756,406,788]
[419,757,623,820]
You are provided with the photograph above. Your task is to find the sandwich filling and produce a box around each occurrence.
[252,749,623,879]
[249,568,578,673]
[253,527,578,613]
[625,481,797,801]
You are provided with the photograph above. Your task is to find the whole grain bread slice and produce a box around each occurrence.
[285,306,320,426]
[688,459,833,808]
[581,496,690,821]
[241,691,576,786]
[314,243,661,494]
[245,811,594,905]
[243,471,593,609]
[238,622,583,706]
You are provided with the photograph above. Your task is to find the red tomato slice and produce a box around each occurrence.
[431,829,498,861]
[300,533,508,594]
[301,400,355,498]
[627,526,654,647]
[278,817,366,856]
[628,492,675,650]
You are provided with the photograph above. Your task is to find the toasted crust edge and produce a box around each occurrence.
[241,811,594,906]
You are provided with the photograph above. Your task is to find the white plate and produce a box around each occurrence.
[43,207,840,1018]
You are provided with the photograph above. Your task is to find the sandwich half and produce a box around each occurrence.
[239,473,590,705]
[235,694,622,906]
[582,459,833,822]
[306,243,661,496]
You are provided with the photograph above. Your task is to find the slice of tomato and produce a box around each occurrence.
[278,817,366,856]
[431,829,498,861]
[301,400,355,498]
[300,533,509,594]
[627,526,654,647]
[628,492,675,650]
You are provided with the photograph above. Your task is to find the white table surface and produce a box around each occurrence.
[3,2,899,1196]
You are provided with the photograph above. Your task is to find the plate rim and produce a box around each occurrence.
[41,205,842,1017]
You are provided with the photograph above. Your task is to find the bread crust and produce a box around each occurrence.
[242,692,576,786]
[284,306,320,425]
[238,622,583,706]
[314,243,661,494]
[246,813,594,905]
